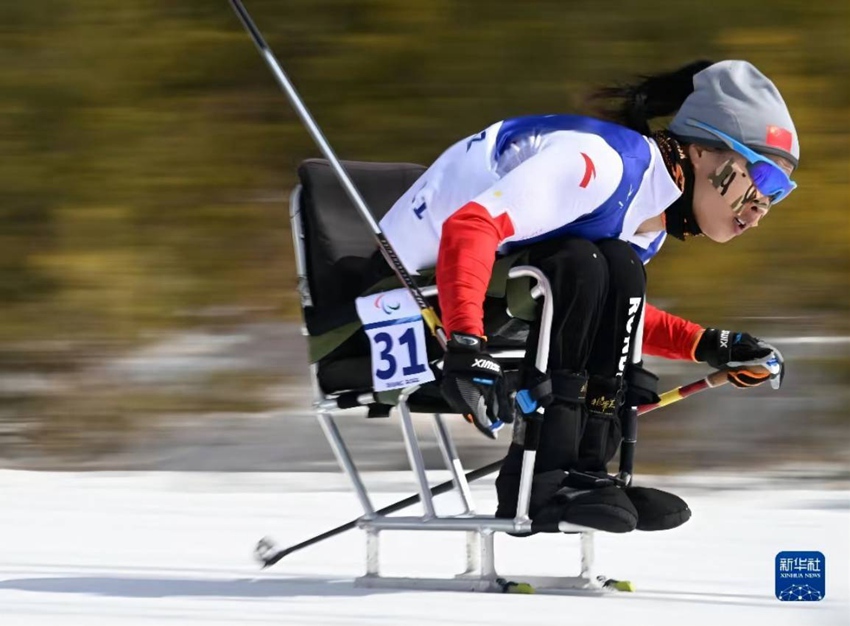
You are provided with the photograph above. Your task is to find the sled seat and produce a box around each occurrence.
[297,158,527,409]
[288,157,621,593]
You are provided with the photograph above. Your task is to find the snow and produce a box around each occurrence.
[1,470,847,626]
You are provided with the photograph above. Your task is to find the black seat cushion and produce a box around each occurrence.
[317,355,526,415]
[317,356,451,413]
[315,297,528,396]
[317,356,373,394]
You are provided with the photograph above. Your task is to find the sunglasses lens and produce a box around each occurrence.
[749,161,792,202]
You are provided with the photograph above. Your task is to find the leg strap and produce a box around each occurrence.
[579,376,625,472]
[515,368,589,415]
[586,375,623,416]
[624,363,660,406]
[550,370,588,406]
[515,368,552,415]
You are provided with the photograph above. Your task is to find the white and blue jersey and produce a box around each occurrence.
[379,114,682,272]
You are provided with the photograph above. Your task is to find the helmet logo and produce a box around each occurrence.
[766,126,793,152]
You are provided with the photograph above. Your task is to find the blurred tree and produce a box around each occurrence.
[0,0,847,347]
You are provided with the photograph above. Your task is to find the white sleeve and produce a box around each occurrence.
[470,131,624,244]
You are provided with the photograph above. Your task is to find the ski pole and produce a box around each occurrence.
[616,364,758,484]
[228,0,446,349]
[637,368,731,413]
[255,460,500,569]
[255,368,736,568]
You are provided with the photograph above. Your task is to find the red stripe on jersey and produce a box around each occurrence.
[579,152,596,188]
[437,202,515,337]
[642,303,704,361]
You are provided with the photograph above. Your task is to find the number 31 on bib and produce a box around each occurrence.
[355,288,436,392]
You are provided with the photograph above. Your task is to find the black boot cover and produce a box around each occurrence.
[497,464,638,534]
[624,486,692,531]
[529,470,638,534]
[495,370,587,521]
[496,370,636,533]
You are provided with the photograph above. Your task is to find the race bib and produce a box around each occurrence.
[355,288,435,392]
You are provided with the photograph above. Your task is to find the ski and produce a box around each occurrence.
[496,577,536,594]
[494,575,635,594]
[600,576,636,592]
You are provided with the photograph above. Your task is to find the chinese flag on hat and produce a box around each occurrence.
[766,125,793,152]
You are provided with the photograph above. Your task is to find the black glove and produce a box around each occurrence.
[440,332,511,439]
[695,328,785,389]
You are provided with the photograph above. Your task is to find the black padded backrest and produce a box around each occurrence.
[297,159,426,334]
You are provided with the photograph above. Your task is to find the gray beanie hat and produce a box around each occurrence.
[669,60,799,167]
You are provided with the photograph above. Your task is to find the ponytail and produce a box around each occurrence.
[591,60,714,135]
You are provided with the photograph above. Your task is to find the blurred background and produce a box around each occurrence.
[0,0,847,474]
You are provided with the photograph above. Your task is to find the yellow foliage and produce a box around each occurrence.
[1,0,848,341]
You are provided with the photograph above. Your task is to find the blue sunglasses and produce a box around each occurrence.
[686,119,797,204]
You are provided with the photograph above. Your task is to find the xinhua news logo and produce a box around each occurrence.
[775,551,825,601]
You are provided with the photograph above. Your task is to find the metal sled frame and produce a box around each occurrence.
[291,184,625,593]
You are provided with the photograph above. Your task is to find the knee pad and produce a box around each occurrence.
[534,238,610,303]
[595,239,646,295]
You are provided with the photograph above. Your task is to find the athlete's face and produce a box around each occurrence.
[689,144,793,243]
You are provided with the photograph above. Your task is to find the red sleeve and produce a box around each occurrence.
[436,202,515,336]
[642,303,704,361]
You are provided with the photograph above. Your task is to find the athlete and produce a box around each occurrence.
[376,59,795,533]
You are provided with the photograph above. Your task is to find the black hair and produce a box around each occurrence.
[591,60,714,135]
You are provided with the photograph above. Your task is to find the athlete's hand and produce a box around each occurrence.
[440,333,510,439]
[695,328,785,390]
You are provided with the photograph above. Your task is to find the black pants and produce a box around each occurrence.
[345,237,645,475]
[355,236,645,381]
[522,236,646,378]
[501,237,647,482]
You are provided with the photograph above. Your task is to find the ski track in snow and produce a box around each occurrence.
[0,471,847,626]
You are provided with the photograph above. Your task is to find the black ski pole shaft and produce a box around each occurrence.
[260,459,502,568]
[617,406,638,484]
[228,0,446,348]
